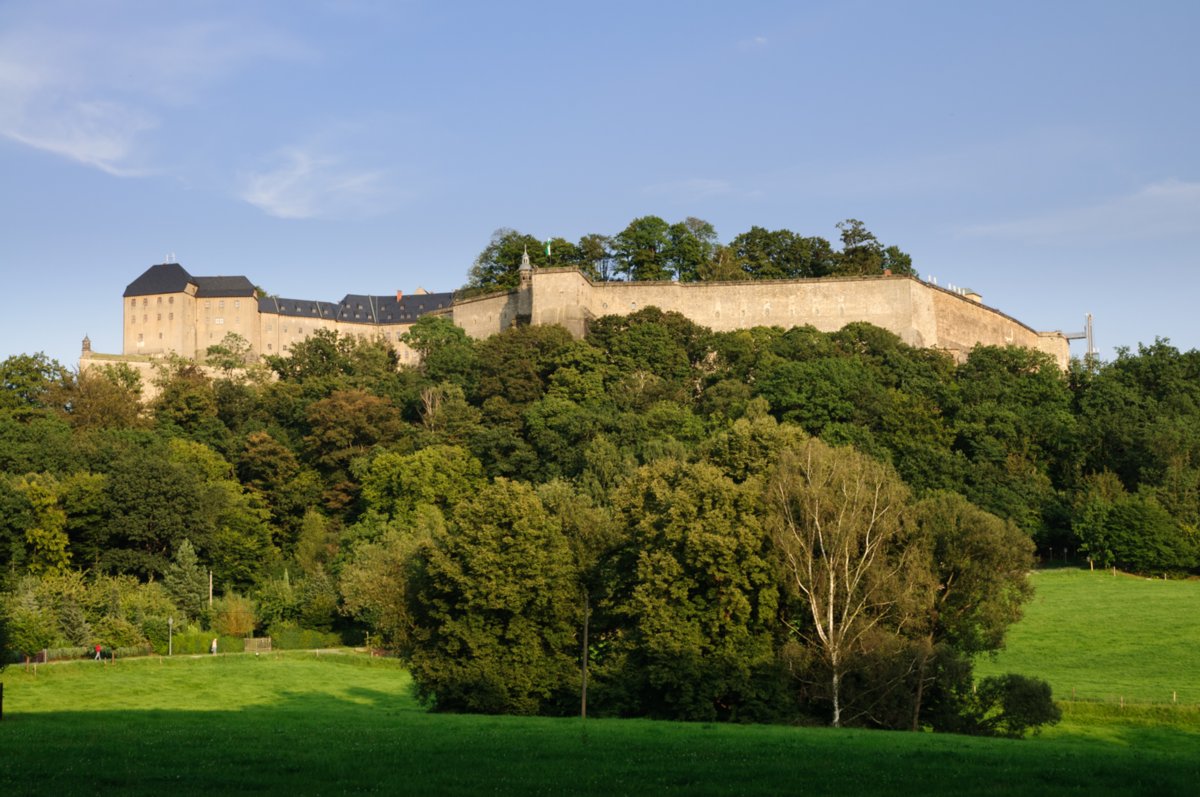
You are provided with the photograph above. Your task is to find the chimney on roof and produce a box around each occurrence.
[396,290,403,302]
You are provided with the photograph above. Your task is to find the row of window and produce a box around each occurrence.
[129,312,242,326]
[131,297,245,310]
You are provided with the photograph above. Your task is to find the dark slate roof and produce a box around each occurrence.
[124,263,254,299]
[193,275,256,298]
[127,262,454,325]
[258,296,339,319]
[124,263,193,297]
[334,293,454,324]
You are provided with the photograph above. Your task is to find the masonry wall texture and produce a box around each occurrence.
[103,262,1071,372]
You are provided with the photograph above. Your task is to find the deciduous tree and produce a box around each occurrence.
[767,438,919,727]
[407,479,579,714]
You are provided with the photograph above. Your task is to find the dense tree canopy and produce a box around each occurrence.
[4,264,1196,734]
[464,218,914,291]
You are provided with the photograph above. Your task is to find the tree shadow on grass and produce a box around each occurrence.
[2,690,1200,797]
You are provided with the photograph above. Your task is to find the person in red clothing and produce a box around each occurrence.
[94,644,101,661]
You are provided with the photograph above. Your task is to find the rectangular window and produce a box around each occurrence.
[158,332,163,340]
[143,314,148,323]
[218,300,224,310]
[169,296,174,305]
[234,300,240,309]
[214,317,225,325]
[169,312,174,320]
[157,297,162,305]
[157,313,162,321]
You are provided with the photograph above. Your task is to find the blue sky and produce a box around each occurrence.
[2,0,1197,367]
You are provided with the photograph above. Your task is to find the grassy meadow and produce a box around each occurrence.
[2,649,1199,796]
[975,567,1200,705]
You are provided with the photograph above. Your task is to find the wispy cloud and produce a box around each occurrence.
[0,96,158,176]
[239,148,387,220]
[0,7,307,175]
[737,35,769,51]
[960,179,1200,243]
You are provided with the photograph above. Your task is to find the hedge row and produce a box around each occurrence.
[165,633,246,655]
[268,625,343,650]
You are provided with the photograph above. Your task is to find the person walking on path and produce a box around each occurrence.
[210,638,218,655]
[94,643,102,661]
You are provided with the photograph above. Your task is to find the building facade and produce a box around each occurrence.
[114,259,1071,370]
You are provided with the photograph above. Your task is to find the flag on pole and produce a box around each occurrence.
[545,239,551,258]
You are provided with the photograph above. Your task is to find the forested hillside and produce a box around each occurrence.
[2,308,1197,731]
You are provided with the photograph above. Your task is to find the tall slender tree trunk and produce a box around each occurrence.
[831,666,842,728]
[580,593,590,723]
[911,635,932,732]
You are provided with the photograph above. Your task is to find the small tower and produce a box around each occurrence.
[517,246,534,323]
[81,334,92,354]
[519,246,533,286]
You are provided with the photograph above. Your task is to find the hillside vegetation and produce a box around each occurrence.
[3,286,1199,730]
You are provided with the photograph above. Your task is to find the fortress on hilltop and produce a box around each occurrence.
[90,254,1074,380]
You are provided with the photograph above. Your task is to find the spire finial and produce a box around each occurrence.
[520,246,532,272]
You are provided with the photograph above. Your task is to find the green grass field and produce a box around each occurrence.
[2,651,1199,795]
[975,567,1200,705]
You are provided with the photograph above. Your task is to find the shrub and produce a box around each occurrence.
[92,615,146,648]
[56,598,91,645]
[170,632,244,655]
[255,575,299,630]
[45,645,90,662]
[268,623,342,650]
[970,674,1062,738]
[212,593,256,637]
[297,569,339,632]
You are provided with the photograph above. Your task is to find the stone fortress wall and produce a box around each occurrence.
[102,263,1071,379]
[480,268,1069,369]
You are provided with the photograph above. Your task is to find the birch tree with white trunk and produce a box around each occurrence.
[768,438,919,728]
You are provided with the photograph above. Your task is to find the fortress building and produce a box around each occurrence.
[104,255,1072,374]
